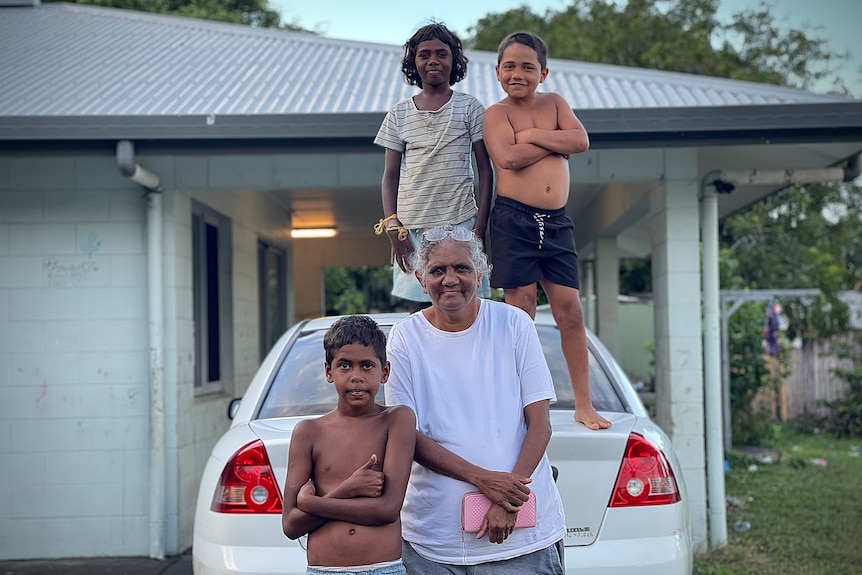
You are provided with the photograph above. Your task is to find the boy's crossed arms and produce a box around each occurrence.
[483,92,588,173]
[282,405,415,566]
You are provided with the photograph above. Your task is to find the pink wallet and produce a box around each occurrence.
[460,490,537,532]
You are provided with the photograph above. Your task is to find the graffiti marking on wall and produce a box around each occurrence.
[44,258,100,286]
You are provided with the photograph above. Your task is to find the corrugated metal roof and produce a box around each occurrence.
[0,3,850,119]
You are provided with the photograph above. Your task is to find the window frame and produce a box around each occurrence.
[258,238,287,362]
[192,203,233,395]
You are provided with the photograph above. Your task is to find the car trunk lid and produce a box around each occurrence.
[548,410,635,546]
[249,411,636,548]
[249,417,310,496]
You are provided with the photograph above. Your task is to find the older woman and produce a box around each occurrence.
[384,224,566,574]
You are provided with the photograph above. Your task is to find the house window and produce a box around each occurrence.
[193,203,232,394]
[259,239,287,360]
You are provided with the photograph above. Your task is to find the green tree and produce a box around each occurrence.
[721,181,862,340]
[43,0,308,30]
[719,247,775,445]
[324,266,405,316]
[620,257,652,295]
[466,0,847,93]
[727,301,777,445]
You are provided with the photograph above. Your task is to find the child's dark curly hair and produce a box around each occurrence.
[401,22,468,88]
[323,315,387,367]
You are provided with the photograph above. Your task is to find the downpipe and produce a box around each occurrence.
[117,141,167,560]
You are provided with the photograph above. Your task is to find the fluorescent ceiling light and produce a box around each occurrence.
[290,228,338,239]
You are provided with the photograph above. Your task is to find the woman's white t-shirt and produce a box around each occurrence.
[385,300,566,564]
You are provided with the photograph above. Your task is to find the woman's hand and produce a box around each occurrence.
[476,504,518,543]
[473,470,531,513]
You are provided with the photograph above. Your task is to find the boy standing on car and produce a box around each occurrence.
[483,31,611,431]
[282,315,415,575]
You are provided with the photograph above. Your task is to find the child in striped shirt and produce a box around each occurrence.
[374,22,493,308]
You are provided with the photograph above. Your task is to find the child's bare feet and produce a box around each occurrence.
[575,405,612,430]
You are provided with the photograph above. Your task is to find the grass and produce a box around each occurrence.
[693,427,862,575]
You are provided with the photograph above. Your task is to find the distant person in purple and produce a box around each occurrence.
[762,298,781,356]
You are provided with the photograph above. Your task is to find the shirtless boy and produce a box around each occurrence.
[282,315,416,575]
[483,31,611,430]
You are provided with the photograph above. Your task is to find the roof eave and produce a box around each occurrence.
[1,102,861,147]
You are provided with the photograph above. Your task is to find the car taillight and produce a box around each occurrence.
[211,440,283,514]
[609,432,680,507]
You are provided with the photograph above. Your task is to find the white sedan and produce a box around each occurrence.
[193,312,692,574]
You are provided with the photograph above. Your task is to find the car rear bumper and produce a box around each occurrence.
[193,534,690,575]
[192,536,308,575]
[562,503,692,574]
[564,532,691,574]
[194,527,689,575]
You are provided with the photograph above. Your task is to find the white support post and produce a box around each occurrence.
[701,186,727,550]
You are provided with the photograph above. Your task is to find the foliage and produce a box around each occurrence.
[717,177,862,445]
[720,246,793,446]
[619,257,651,295]
[694,427,862,574]
[818,332,862,438]
[324,266,405,316]
[727,300,777,446]
[720,182,862,341]
[466,0,848,93]
[44,0,308,30]
[719,182,862,442]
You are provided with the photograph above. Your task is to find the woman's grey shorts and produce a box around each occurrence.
[401,539,564,575]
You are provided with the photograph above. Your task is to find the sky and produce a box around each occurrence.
[271,0,861,97]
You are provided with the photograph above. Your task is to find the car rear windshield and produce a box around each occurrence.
[258,324,626,419]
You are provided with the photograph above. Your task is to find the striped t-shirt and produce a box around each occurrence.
[374,91,485,229]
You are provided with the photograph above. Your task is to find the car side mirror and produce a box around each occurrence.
[227,398,241,420]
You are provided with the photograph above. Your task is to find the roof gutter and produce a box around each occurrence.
[699,153,860,553]
[117,140,168,559]
[2,101,861,144]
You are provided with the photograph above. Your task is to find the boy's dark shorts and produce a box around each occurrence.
[490,195,580,290]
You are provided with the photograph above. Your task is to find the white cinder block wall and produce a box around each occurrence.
[0,154,293,559]
[0,156,151,558]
